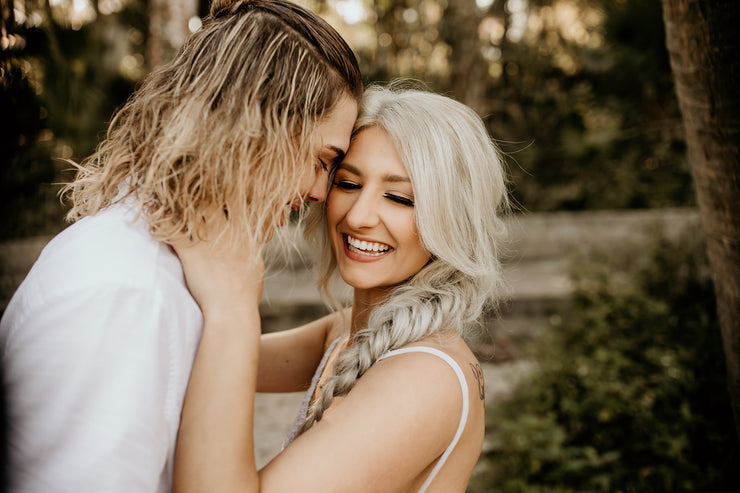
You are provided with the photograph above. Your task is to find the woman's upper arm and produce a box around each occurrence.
[257,311,343,392]
[258,352,463,492]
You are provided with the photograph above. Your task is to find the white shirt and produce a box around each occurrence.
[0,202,203,492]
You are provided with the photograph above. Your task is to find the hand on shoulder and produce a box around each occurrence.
[169,209,265,322]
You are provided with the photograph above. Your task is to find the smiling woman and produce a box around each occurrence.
[171,82,509,493]
[327,126,432,293]
[300,81,509,432]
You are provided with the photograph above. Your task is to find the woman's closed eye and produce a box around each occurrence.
[385,193,414,206]
[333,180,361,190]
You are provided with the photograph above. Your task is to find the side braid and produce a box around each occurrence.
[297,269,490,435]
[298,83,509,436]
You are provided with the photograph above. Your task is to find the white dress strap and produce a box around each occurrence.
[377,347,470,493]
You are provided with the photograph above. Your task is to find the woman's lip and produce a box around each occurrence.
[342,234,391,262]
[345,233,391,249]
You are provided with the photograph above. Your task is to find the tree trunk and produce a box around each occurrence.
[661,0,740,446]
[147,0,199,71]
[1,0,15,31]
[440,0,487,111]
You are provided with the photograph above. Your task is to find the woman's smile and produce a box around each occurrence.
[326,126,432,293]
[344,234,392,260]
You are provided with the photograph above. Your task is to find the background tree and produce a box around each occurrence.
[147,0,199,70]
[0,0,210,239]
[661,0,740,445]
[1,0,60,238]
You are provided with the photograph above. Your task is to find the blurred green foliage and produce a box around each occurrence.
[469,230,739,492]
[1,1,146,238]
[0,37,59,238]
[501,0,690,211]
[354,0,690,212]
[1,0,692,239]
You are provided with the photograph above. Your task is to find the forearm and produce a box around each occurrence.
[174,306,262,493]
[257,312,338,392]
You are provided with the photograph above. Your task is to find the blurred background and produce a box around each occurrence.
[1,0,693,238]
[1,0,737,491]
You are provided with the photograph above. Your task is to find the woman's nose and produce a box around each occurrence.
[344,191,379,229]
[306,169,329,203]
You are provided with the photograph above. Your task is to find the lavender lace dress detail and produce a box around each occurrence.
[282,338,341,447]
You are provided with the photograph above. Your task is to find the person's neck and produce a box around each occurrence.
[348,287,392,339]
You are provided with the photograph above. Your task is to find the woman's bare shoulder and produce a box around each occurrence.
[400,331,484,394]
[368,330,485,425]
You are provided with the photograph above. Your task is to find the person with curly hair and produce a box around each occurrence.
[0,1,362,491]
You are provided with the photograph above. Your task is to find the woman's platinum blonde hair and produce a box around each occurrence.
[62,0,362,244]
[300,82,509,433]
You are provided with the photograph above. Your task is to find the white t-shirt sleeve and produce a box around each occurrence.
[3,283,186,493]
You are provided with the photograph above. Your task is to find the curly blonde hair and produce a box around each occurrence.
[62,0,362,244]
[300,83,509,434]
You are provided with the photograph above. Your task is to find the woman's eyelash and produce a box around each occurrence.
[386,194,414,206]
[333,180,360,190]
[331,180,414,206]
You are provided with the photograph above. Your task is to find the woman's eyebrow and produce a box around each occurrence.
[336,162,361,175]
[325,145,346,162]
[382,174,410,184]
[336,162,410,183]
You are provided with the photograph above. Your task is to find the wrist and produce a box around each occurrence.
[201,302,260,331]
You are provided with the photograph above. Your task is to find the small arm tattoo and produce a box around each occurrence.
[470,362,485,400]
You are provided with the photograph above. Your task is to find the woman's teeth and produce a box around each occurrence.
[347,235,390,256]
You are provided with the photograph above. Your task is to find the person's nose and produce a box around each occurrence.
[306,168,329,203]
[344,189,380,230]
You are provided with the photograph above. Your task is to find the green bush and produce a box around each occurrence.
[470,230,739,492]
